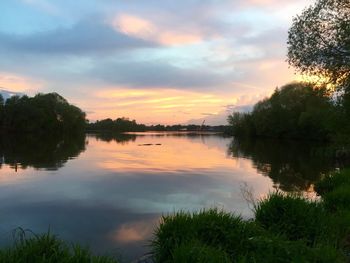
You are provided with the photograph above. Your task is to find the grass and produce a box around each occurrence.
[151,169,350,262]
[0,228,119,263]
[151,208,345,262]
[254,192,328,244]
[172,241,231,263]
[322,184,350,211]
[151,208,260,262]
[315,169,350,196]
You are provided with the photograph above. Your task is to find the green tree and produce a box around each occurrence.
[287,0,350,87]
[227,83,334,140]
[227,112,254,137]
[1,93,86,135]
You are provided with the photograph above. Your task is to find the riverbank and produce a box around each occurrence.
[151,169,350,262]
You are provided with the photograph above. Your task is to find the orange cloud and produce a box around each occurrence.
[111,14,203,45]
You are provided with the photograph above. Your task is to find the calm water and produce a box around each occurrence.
[0,132,339,261]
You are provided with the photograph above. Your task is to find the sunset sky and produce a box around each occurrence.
[0,0,312,125]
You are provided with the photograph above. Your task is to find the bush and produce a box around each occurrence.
[254,192,328,244]
[315,170,350,196]
[172,241,231,263]
[152,209,260,262]
[240,236,344,263]
[323,185,350,212]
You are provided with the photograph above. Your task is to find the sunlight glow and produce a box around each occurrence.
[0,72,44,94]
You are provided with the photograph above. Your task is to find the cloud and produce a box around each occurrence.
[21,0,60,15]
[91,58,233,89]
[112,14,203,46]
[0,18,156,55]
[0,0,312,124]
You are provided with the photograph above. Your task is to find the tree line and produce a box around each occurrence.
[227,82,346,141]
[87,118,226,133]
[0,92,86,135]
[228,0,350,141]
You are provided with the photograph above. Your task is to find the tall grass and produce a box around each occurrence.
[172,241,231,263]
[151,169,350,262]
[315,169,350,196]
[254,192,328,244]
[151,208,260,262]
[323,185,350,211]
[151,208,345,262]
[0,228,119,263]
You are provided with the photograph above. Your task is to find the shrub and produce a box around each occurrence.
[151,207,346,262]
[152,209,260,262]
[323,185,350,212]
[172,241,231,263]
[254,192,328,244]
[315,170,350,196]
[240,235,344,263]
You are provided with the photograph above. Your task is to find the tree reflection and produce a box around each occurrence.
[92,133,137,144]
[0,133,86,171]
[227,138,336,192]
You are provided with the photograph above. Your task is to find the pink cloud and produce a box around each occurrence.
[111,14,203,46]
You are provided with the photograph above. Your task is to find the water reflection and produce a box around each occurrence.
[228,138,335,192]
[94,133,137,144]
[0,133,341,262]
[0,133,86,171]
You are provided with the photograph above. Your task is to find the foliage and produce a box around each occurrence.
[287,0,350,87]
[172,241,231,263]
[0,93,86,135]
[152,170,350,262]
[254,192,329,245]
[315,169,350,196]
[229,1,350,140]
[323,185,350,212]
[152,209,260,262]
[0,229,118,263]
[87,117,146,133]
[227,82,334,140]
[227,113,254,137]
[88,120,227,133]
[238,236,343,263]
[151,207,346,262]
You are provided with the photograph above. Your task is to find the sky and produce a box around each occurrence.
[0,0,313,125]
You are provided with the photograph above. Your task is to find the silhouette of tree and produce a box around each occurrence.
[288,0,350,87]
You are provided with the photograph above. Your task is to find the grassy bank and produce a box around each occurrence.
[0,229,119,263]
[151,169,350,262]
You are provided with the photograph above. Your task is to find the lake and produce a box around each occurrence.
[0,132,339,261]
